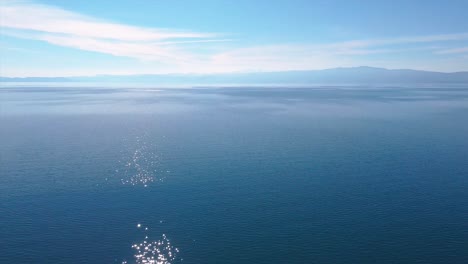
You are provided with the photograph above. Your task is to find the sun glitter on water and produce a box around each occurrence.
[118,135,169,187]
[123,225,181,264]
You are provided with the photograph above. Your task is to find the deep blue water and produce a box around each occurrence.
[1,86,468,263]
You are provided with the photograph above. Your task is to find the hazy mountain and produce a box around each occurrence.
[2,67,468,85]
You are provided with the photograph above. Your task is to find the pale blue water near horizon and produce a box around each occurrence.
[1,85,468,263]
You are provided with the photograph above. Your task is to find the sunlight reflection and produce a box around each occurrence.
[118,135,168,187]
[123,225,181,264]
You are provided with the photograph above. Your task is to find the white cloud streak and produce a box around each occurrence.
[0,0,213,41]
[0,0,225,66]
[436,47,468,54]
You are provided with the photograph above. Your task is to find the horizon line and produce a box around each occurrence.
[2,66,468,79]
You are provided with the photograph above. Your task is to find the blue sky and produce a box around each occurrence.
[1,0,468,77]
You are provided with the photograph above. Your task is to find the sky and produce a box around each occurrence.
[1,0,468,77]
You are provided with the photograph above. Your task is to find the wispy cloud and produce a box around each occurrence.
[0,0,224,66]
[338,33,468,48]
[200,35,468,73]
[436,47,468,54]
[0,0,214,41]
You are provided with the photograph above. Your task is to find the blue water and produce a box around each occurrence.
[1,86,468,263]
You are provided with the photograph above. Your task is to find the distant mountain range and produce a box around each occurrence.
[2,66,468,85]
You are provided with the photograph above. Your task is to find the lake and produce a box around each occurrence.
[1,85,468,263]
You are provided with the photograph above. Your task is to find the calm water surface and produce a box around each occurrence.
[1,86,468,263]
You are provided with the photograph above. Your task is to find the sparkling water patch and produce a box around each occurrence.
[123,224,181,264]
[117,135,169,187]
